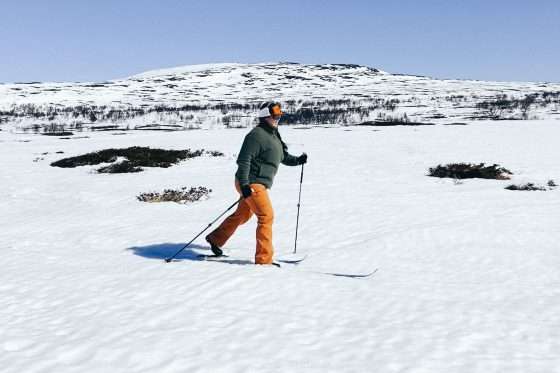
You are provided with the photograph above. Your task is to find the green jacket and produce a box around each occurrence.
[235,124,300,188]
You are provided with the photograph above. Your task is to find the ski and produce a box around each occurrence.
[320,268,379,278]
[195,253,376,278]
[196,254,306,264]
[277,255,307,265]
[197,254,229,260]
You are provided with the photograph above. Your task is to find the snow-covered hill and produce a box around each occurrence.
[1,63,559,132]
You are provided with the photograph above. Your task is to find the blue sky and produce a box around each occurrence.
[1,0,559,83]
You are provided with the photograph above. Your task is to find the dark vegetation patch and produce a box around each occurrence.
[356,112,434,126]
[83,83,109,88]
[357,120,434,126]
[51,146,223,173]
[428,163,513,180]
[284,75,312,81]
[206,150,225,157]
[425,113,447,119]
[473,92,560,120]
[60,136,89,140]
[280,99,401,125]
[41,131,73,136]
[134,124,187,131]
[506,180,556,191]
[137,186,211,203]
[91,125,120,131]
[332,64,362,69]
[505,183,546,191]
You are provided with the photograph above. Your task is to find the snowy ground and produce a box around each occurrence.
[1,121,560,372]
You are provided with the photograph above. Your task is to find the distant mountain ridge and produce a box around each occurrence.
[1,62,559,132]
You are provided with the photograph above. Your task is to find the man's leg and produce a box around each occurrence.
[245,184,274,264]
[206,182,253,248]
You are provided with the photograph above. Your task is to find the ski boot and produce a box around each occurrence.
[205,236,223,256]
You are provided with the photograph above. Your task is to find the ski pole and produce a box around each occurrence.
[293,164,304,254]
[165,198,242,262]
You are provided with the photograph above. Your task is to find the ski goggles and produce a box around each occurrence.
[258,103,283,118]
[270,103,283,117]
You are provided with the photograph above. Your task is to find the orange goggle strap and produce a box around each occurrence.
[257,103,283,117]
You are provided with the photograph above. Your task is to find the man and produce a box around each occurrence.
[205,102,307,265]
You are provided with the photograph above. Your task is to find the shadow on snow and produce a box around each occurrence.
[126,242,254,266]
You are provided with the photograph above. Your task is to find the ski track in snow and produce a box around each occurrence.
[1,121,560,372]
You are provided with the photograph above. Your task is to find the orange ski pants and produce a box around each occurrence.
[207,180,274,264]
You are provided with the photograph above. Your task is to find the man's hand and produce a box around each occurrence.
[241,184,252,199]
[297,153,308,165]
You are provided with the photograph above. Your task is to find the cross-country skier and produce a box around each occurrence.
[205,102,307,265]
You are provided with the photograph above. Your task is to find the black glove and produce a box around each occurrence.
[240,184,252,199]
[297,153,308,165]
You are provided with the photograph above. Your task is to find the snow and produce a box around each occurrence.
[130,63,246,79]
[1,120,560,372]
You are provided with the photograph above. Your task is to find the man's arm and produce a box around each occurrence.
[282,146,300,166]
